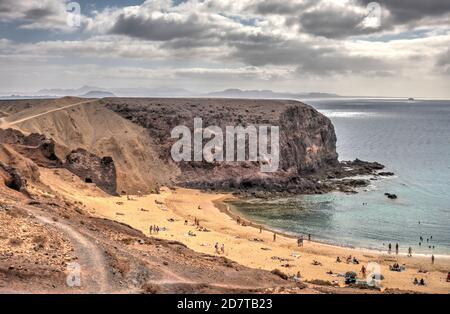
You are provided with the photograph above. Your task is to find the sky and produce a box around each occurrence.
[0,0,449,97]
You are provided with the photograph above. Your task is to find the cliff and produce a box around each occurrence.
[104,98,367,194]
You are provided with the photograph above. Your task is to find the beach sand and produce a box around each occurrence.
[41,169,450,293]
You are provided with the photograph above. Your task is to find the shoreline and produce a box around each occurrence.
[215,196,450,259]
[43,166,449,294]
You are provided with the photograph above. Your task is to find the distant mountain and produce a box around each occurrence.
[206,89,340,99]
[36,85,109,97]
[110,86,196,97]
[26,86,339,99]
[80,90,116,98]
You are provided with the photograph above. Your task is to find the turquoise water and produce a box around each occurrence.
[230,99,450,255]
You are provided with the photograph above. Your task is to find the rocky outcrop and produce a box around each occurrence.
[0,129,61,168]
[105,98,384,194]
[64,148,117,195]
[0,128,118,195]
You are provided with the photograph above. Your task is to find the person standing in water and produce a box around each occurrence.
[408,247,413,257]
[395,243,399,255]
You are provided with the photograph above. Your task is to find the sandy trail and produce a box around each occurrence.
[20,203,112,293]
[0,99,93,128]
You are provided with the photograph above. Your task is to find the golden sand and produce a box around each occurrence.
[40,168,450,293]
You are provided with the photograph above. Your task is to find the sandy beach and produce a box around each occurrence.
[43,167,449,294]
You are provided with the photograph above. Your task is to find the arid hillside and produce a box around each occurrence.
[1,97,177,194]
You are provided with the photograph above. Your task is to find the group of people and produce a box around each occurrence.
[387,243,400,254]
[149,225,161,234]
[419,235,435,249]
[413,278,426,286]
[214,242,225,255]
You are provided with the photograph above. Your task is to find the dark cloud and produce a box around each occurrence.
[250,0,313,15]
[24,7,56,20]
[298,6,378,39]
[109,12,208,41]
[358,0,450,24]
[229,37,390,76]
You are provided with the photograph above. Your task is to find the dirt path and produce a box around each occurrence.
[21,204,112,293]
[0,100,93,128]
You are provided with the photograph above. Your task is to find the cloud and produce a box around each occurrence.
[0,0,449,97]
[358,0,450,24]
[295,3,382,39]
[0,0,84,31]
[436,48,450,75]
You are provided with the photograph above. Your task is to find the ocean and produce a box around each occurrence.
[229,99,450,255]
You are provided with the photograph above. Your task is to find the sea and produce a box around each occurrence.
[229,99,450,256]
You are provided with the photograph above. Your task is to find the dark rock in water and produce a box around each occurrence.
[378,172,394,176]
[385,193,398,199]
[64,148,117,195]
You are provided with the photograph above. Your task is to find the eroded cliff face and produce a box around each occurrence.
[104,98,341,193]
[64,149,117,195]
[0,128,117,195]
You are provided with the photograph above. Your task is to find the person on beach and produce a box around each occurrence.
[308,234,311,241]
[431,255,435,265]
[237,216,241,225]
[214,242,219,254]
[259,226,262,233]
[395,243,399,254]
[336,257,341,263]
[388,243,392,253]
[447,272,450,282]
[221,243,225,254]
[184,219,188,225]
[361,265,366,277]
[408,247,413,257]
[273,233,277,242]
[297,236,303,247]
[149,226,153,234]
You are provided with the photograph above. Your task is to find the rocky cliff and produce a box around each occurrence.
[104,98,373,195]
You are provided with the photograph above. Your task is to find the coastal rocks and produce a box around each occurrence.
[385,193,398,200]
[105,99,386,195]
[64,148,117,195]
[378,172,395,176]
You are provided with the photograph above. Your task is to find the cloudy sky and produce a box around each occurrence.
[0,0,449,97]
